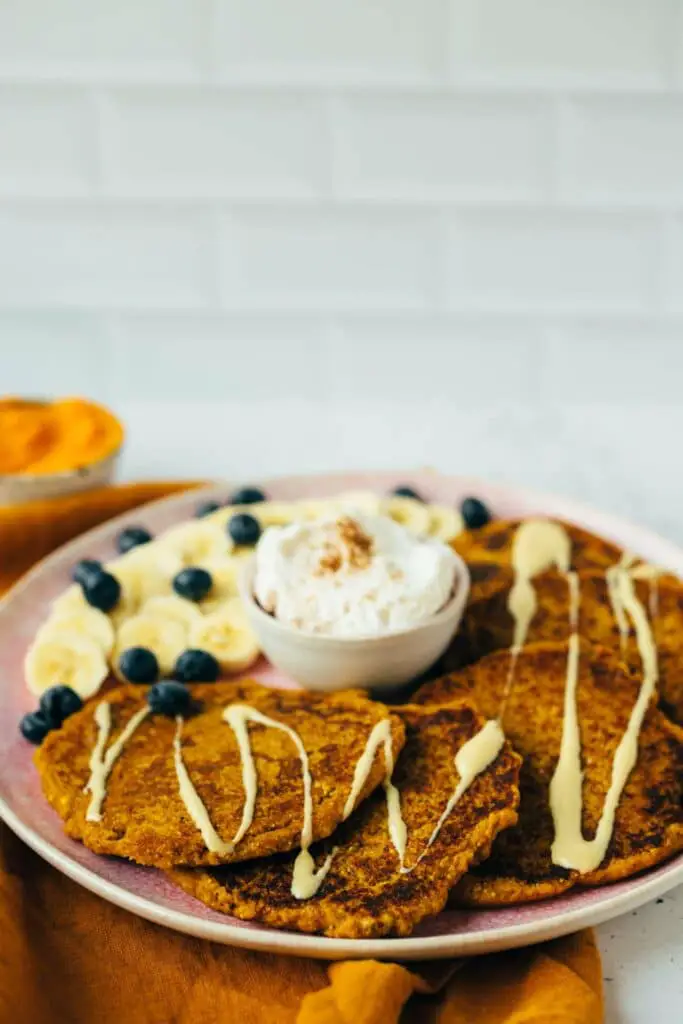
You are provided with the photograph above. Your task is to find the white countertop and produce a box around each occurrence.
[118,399,682,1024]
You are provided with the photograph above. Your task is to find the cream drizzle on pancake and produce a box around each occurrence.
[504,521,661,873]
[550,566,659,872]
[343,718,406,863]
[567,570,580,631]
[628,562,663,620]
[220,703,504,896]
[222,704,333,900]
[173,717,233,856]
[343,715,504,876]
[504,519,572,704]
[605,551,636,651]
[84,701,150,822]
[401,718,505,874]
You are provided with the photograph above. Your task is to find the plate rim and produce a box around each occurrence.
[1,470,681,960]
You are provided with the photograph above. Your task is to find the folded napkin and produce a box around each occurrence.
[0,481,604,1024]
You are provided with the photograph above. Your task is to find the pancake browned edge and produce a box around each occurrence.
[169,702,521,938]
[415,642,683,906]
[451,518,625,607]
[35,680,404,869]
[460,569,683,725]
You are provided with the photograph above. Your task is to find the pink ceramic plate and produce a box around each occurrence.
[0,471,681,961]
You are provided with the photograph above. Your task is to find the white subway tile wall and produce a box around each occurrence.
[1,0,682,414]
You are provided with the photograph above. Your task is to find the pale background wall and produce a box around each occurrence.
[1,0,683,539]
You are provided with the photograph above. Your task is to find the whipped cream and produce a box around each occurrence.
[253,513,457,638]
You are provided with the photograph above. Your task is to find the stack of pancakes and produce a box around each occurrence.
[34,518,683,937]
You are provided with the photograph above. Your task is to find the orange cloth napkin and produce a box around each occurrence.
[0,482,604,1024]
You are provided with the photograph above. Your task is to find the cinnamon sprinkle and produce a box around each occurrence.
[315,516,374,575]
[317,542,343,574]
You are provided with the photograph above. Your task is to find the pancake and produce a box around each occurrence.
[169,702,521,938]
[459,569,683,724]
[452,518,625,605]
[36,681,404,869]
[415,642,683,905]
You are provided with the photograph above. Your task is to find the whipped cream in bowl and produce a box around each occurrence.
[241,512,470,692]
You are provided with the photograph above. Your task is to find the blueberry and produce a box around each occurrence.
[174,649,220,684]
[82,571,121,612]
[72,559,103,587]
[147,680,191,717]
[229,486,266,506]
[39,685,83,729]
[461,496,491,530]
[119,646,159,685]
[116,526,153,555]
[195,500,222,519]
[20,710,51,745]
[392,485,424,502]
[228,513,261,547]
[173,567,213,602]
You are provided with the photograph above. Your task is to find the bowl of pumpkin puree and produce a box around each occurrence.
[0,397,124,505]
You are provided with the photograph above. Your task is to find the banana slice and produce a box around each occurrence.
[249,502,299,528]
[36,607,115,657]
[197,559,242,614]
[334,491,383,516]
[188,602,260,674]
[142,594,203,631]
[228,546,258,566]
[298,499,337,521]
[106,543,183,624]
[25,631,109,699]
[50,584,90,618]
[428,504,464,542]
[52,579,134,626]
[383,496,432,536]
[157,520,232,565]
[115,613,187,676]
[207,501,300,532]
[112,541,182,577]
[203,504,239,528]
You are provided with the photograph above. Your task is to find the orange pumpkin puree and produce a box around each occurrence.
[0,397,123,476]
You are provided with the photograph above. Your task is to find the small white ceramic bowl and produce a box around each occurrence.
[240,554,470,692]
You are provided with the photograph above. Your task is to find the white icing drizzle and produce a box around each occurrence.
[173,717,233,856]
[343,715,503,877]
[372,719,407,865]
[342,717,407,863]
[566,570,580,631]
[222,704,332,901]
[550,567,659,873]
[628,562,662,620]
[605,551,636,651]
[605,566,630,651]
[401,718,505,874]
[344,717,408,868]
[504,519,572,702]
[221,701,503,893]
[508,519,572,652]
[85,701,150,822]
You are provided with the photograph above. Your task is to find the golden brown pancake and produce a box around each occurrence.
[36,681,404,869]
[415,642,683,905]
[452,518,625,605]
[169,702,521,938]
[459,569,683,724]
